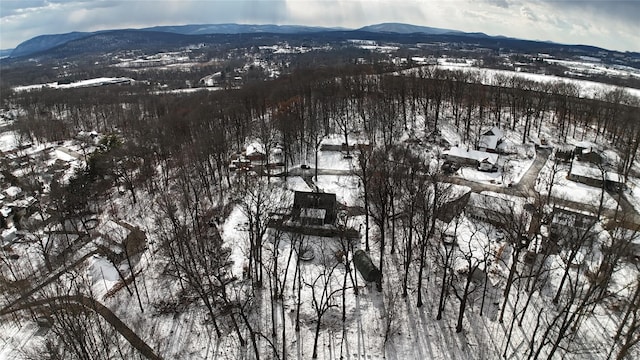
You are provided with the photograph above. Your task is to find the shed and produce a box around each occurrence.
[353,250,382,283]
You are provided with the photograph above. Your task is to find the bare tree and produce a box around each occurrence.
[304,244,343,358]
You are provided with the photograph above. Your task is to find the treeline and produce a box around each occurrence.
[9,63,640,181]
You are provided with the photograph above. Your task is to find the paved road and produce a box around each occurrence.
[442,148,551,197]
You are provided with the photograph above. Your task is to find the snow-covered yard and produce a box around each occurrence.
[535,158,619,209]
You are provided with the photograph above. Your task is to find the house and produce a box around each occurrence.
[568,161,624,191]
[576,149,603,165]
[573,142,604,164]
[478,126,504,153]
[199,72,223,87]
[465,192,515,226]
[549,207,597,244]
[95,220,146,259]
[465,192,531,230]
[245,142,266,162]
[270,145,284,166]
[436,188,471,223]
[555,146,574,163]
[3,186,22,200]
[292,191,337,226]
[444,147,498,168]
[1,227,17,244]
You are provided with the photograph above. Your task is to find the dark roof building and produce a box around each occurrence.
[292,191,337,226]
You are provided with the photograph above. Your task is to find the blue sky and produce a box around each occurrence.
[1,0,638,52]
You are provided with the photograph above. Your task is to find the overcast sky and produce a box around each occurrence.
[1,0,638,52]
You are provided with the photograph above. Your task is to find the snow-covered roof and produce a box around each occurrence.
[1,227,17,242]
[574,140,597,150]
[468,192,514,213]
[1,206,11,217]
[246,142,265,156]
[55,147,82,162]
[479,135,499,150]
[482,126,504,138]
[445,147,498,164]
[570,162,622,183]
[479,126,503,150]
[97,220,130,244]
[4,186,22,198]
[13,196,37,208]
[570,162,601,179]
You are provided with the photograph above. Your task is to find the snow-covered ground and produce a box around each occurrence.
[2,56,640,359]
[543,58,640,80]
[535,158,619,209]
[432,64,640,99]
[314,175,362,207]
[310,150,358,171]
[12,77,135,92]
[0,131,18,152]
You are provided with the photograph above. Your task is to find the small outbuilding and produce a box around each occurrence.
[353,250,382,284]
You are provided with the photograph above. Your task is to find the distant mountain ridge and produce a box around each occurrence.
[357,23,462,35]
[9,24,345,58]
[141,24,346,35]
[7,22,472,58]
[6,22,631,60]
[10,32,93,58]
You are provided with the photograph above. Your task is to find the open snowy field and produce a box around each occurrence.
[12,77,135,92]
[433,64,640,99]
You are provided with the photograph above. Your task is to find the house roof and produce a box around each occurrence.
[552,207,596,230]
[483,126,504,138]
[293,191,337,224]
[445,147,498,164]
[479,126,503,150]
[570,161,622,183]
[246,142,265,156]
[468,192,514,213]
[479,135,499,150]
[4,186,22,198]
[97,220,130,244]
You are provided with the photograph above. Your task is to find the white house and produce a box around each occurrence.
[478,126,504,153]
[444,146,498,167]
